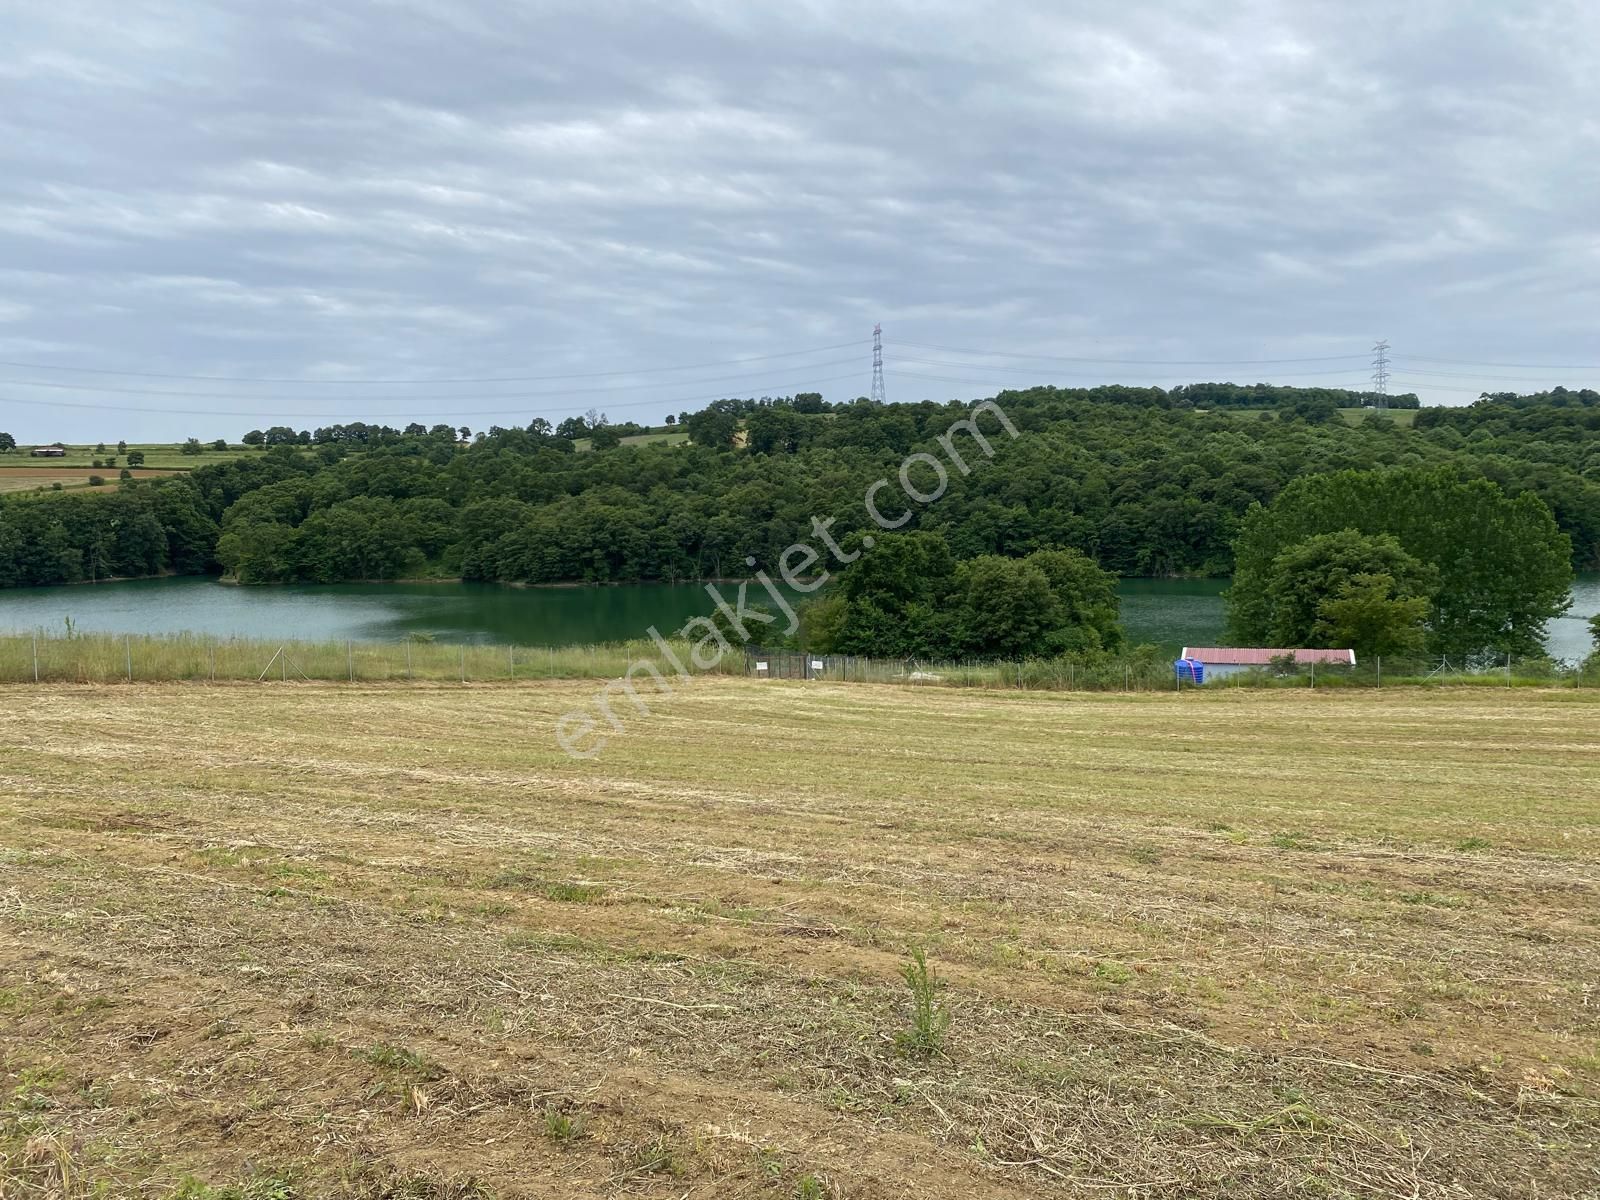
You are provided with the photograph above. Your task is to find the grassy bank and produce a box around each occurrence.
[0,631,1593,688]
[0,632,743,684]
[1,682,1596,1196]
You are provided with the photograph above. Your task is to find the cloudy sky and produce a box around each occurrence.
[1,0,1598,442]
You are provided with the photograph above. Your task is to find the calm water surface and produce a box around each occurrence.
[0,574,1594,659]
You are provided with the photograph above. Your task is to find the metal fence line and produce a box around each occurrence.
[0,633,1594,690]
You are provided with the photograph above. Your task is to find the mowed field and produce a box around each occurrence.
[1,681,1597,1198]
[0,468,179,493]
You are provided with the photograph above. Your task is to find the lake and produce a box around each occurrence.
[0,574,1595,660]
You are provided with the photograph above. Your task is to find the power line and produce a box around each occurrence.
[0,356,866,403]
[894,355,1380,380]
[1402,353,1600,370]
[1393,364,1597,384]
[0,339,871,385]
[893,339,1370,366]
[0,372,869,421]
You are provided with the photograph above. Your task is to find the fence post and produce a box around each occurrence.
[406,638,413,679]
[125,635,132,683]
[460,643,466,684]
[508,644,515,679]
[32,634,38,684]
[210,640,216,683]
[1310,660,1315,689]
[1506,653,1512,687]
[348,639,354,682]
[1376,655,1381,690]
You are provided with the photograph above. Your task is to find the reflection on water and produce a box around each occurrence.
[0,573,1593,660]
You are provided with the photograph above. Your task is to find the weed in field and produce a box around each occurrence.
[544,1108,586,1143]
[1129,846,1162,865]
[795,1176,829,1200]
[543,882,605,903]
[894,945,950,1060]
[1455,836,1492,851]
[1270,832,1314,851]
[617,1134,689,1179]
[1094,960,1135,986]
[169,1173,296,1199]
[355,1044,441,1080]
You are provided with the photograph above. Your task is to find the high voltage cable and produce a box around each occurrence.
[1391,365,1597,384]
[0,339,871,385]
[0,356,867,403]
[893,339,1369,366]
[0,372,868,420]
[1402,354,1600,370]
[894,356,1381,380]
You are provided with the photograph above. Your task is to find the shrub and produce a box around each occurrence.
[894,944,950,1059]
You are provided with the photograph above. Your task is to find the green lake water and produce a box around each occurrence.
[0,573,1594,660]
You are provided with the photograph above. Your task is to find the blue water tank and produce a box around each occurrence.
[1174,657,1205,684]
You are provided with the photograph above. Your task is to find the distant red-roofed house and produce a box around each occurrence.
[1181,647,1355,678]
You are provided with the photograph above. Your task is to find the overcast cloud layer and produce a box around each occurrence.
[2,0,1599,441]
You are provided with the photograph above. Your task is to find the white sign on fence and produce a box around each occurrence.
[755,661,769,673]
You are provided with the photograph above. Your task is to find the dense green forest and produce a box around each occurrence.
[1,386,1596,610]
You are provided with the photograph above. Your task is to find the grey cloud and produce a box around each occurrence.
[1,0,1598,439]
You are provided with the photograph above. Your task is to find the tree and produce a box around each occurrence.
[0,433,14,452]
[242,430,265,445]
[664,414,676,426]
[126,450,146,467]
[117,440,128,454]
[458,426,471,442]
[1229,469,1572,658]
[181,438,203,456]
[589,426,622,450]
[948,556,1063,658]
[1252,530,1436,649]
[212,438,227,451]
[1024,548,1124,652]
[805,534,1125,659]
[96,442,106,453]
[1315,573,1431,659]
[1590,613,1600,653]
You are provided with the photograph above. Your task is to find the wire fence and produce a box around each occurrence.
[0,631,1595,690]
[741,649,1600,691]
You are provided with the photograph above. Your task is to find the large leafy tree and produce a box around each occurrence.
[808,533,1123,659]
[1315,574,1432,659]
[1254,529,1436,649]
[1229,468,1571,658]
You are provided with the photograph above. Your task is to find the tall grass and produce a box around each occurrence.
[0,630,1591,690]
[0,632,743,685]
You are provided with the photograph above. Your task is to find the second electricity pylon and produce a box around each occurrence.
[1371,339,1391,409]
[870,323,887,405]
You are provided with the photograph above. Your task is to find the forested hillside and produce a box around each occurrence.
[1,384,1596,592]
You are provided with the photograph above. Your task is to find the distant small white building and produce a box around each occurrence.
[1181,646,1356,680]
[30,444,66,458]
